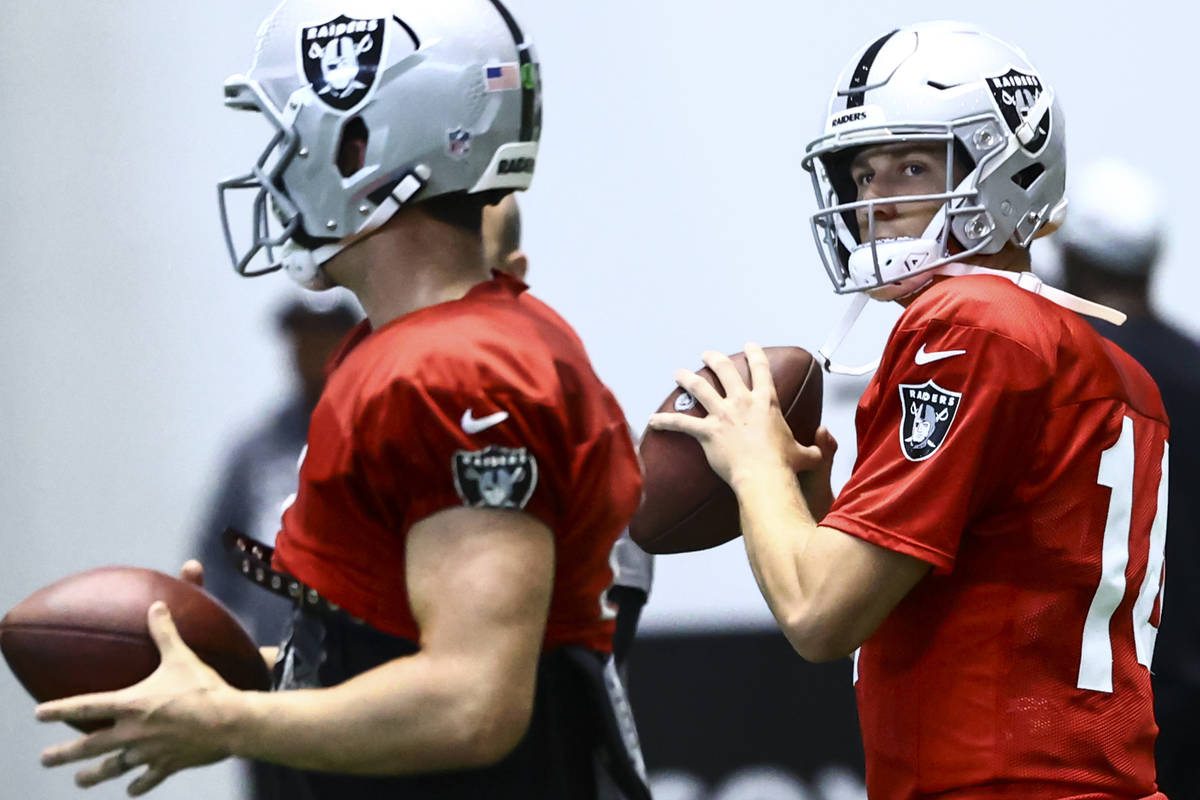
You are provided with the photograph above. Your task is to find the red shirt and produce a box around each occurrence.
[824,276,1168,800]
[272,274,642,653]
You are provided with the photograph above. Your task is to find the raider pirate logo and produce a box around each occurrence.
[453,446,538,509]
[986,67,1050,153]
[898,380,962,461]
[300,15,388,111]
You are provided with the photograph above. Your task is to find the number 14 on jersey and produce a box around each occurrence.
[1078,416,1169,693]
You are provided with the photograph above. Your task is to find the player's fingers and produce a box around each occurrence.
[791,442,827,473]
[178,560,204,587]
[744,342,778,400]
[36,691,128,724]
[41,727,125,767]
[648,412,708,439]
[146,602,185,660]
[74,746,142,788]
[127,763,172,796]
[673,369,722,411]
[814,426,839,459]
[701,351,747,398]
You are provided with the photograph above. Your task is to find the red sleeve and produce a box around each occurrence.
[823,318,1051,573]
[356,363,569,538]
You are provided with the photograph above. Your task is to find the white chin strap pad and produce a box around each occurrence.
[847,237,939,294]
[280,242,337,289]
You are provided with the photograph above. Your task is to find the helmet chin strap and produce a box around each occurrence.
[278,166,431,291]
[819,240,938,376]
[935,264,1127,325]
[817,263,1126,377]
[817,293,879,376]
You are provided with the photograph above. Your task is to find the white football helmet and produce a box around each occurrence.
[802,21,1067,300]
[218,0,542,288]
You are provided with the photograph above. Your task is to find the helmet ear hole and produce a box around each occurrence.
[1011,163,1045,190]
[336,117,370,178]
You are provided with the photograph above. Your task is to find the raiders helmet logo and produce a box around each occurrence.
[898,380,962,461]
[985,67,1050,154]
[299,15,388,112]
[453,446,538,510]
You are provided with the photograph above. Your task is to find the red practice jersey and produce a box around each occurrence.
[823,275,1169,800]
[272,274,642,654]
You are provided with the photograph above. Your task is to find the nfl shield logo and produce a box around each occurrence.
[898,380,962,461]
[985,67,1050,153]
[453,446,538,509]
[447,128,472,159]
[300,15,388,112]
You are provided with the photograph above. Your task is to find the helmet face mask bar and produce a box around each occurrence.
[217,79,306,278]
[803,116,1021,299]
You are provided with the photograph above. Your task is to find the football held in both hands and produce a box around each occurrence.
[631,347,823,554]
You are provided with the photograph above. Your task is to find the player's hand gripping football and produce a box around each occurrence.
[35,600,236,795]
[176,559,277,668]
[650,343,838,518]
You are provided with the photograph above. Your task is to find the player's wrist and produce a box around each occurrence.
[728,459,798,499]
[208,686,264,758]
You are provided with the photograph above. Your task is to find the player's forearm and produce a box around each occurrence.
[731,465,838,660]
[219,652,529,775]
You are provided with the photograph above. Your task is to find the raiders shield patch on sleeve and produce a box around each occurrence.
[453,446,538,509]
[898,380,962,461]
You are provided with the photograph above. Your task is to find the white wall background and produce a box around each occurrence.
[1,1,1194,797]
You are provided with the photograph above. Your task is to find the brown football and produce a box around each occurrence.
[0,566,271,731]
[630,346,823,554]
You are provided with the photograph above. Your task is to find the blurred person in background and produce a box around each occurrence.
[195,296,360,646]
[191,295,358,800]
[483,195,655,675]
[1059,159,1200,800]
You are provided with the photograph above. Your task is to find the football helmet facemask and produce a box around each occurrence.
[218,0,542,289]
[802,20,1066,301]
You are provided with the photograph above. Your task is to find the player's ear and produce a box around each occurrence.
[504,251,528,282]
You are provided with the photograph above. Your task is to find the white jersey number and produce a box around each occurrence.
[1077,416,1168,692]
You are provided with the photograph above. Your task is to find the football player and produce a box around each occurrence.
[482,194,655,674]
[651,22,1168,800]
[35,2,649,799]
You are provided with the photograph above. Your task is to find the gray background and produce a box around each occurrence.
[1,1,1191,797]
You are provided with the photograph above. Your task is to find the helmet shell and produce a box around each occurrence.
[803,21,1066,295]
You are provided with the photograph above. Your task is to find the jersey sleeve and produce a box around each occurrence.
[823,317,1052,573]
[356,358,571,538]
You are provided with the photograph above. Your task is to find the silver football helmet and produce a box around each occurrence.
[802,21,1067,300]
[218,0,542,288]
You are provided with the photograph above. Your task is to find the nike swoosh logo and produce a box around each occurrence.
[461,409,510,434]
[914,344,967,366]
